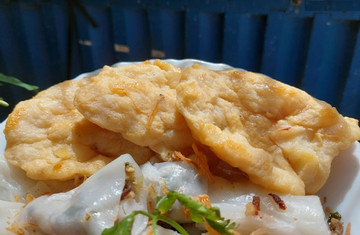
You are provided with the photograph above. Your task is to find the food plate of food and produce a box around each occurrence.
[0,59,359,235]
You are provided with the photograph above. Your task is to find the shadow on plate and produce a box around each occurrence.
[317,143,360,209]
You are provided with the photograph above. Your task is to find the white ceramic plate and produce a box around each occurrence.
[1,59,359,233]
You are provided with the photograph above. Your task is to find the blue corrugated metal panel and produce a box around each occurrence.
[305,0,360,11]
[67,8,83,80]
[185,0,225,13]
[0,4,25,79]
[0,3,26,108]
[110,0,146,8]
[339,25,360,118]
[227,0,290,14]
[144,0,184,10]
[41,1,69,84]
[0,2,39,121]
[75,1,116,71]
[223,12,266,71]
[185,9,224,62]
[11,1,54,90]
[111,4,151,61]
[261,13,313,86]
[302,14,358,106]
[148,7,185,59]
[145,0,185,60]
[184,0,225,62]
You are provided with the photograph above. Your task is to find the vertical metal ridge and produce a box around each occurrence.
[185,9,224,62]
[261,12,313,87]
[148,6,185,59]
[339,22,360,118]
[75,0,116,72]
[111,4,151,61]
[223,12,266,72]
[302,14,358,107]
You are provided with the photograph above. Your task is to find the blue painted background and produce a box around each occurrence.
[1,0,360,122]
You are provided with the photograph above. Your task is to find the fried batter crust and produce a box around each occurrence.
[74,60,195,160]
[176,64,360,195]
[4,79,153,181]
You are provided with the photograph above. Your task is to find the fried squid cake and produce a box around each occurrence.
[74,60,195,160]
[4,79,153,181]
[176,64,360,195]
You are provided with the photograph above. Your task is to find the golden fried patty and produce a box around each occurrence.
[74,60,195,160]
[176,64,360,195]
[4,79,153,181]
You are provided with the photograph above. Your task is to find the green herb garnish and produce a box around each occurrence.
[102,191,236,235]
[0,97,9,107]
[327,211,343,232]
[327,211,342,223]
[0,73,39,107]
[0,73,39,92]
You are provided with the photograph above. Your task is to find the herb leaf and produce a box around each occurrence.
[206,218,235,235]
[102,191,236,235]
[0,73,39,108]
[157,214,189,235]
[0,98,9,107]
[101,211,137,235]
[0,73,39,92]
[327,211,342,223]
[171,191,234,234]
[155,193,176,214]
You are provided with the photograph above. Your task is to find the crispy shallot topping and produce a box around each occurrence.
[252,196,261,214]
[192,144,215,183]
[147,200,154,213]
[13,194,20,203]
[194,194,212,208]
[146,228,154,235]
[84,213,91,222]
[174,145,215,183]
[245,195,261,216]
[160,178,169,195]
[121,162,137,200]
[146,94,164,129]
[25,194,35,205]
[329,218,343,235]
[268,193,286,210]
[245,203,257,216]
[174,151,192,164]
[345,223,351,235]
[6,221,25,235]
[183,194,211,220]
[120,187,135,200]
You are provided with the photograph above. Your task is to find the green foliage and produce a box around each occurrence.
[102,191,236,235]
[0,73,38,107]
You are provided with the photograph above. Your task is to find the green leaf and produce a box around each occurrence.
[101,212,137,235]
[0,73,38,92]
[210,206,221,218]
[0,98,9,107]
[171,191,234,235]
[157,214,190,235]
[152,216,158,235]
[172,192,209,217]
[327,211,342,223]
[155,192,176,214]
[205,218,235,235]
[189,210,203,223]
[101,191,237,235]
